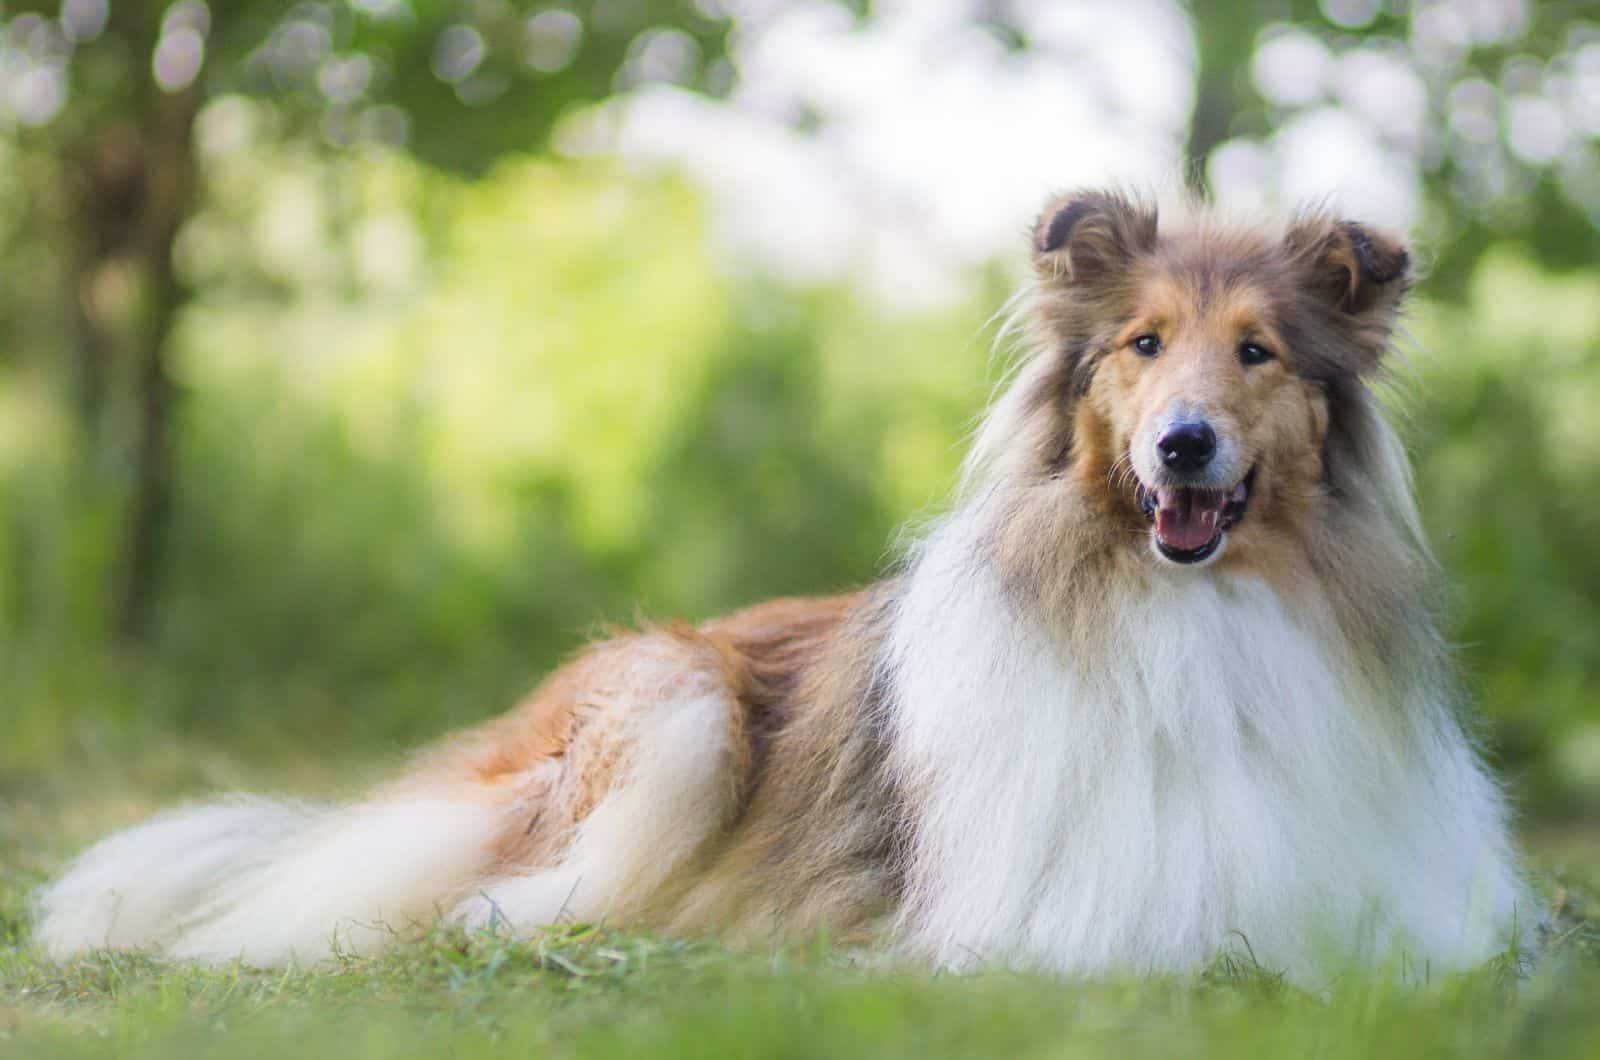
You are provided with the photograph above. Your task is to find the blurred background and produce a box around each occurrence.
[0,0,1596,837]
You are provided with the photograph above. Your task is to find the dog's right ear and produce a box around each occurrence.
[1283,213,1412,317]
[1031,190,1157,283]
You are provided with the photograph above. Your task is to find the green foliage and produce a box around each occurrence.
[1,144,1598,819]
[1185,0,1599,288]
[0,155,997,768]
[8,1,731,170]
[1407,251,1600,819]
[0,0,1590,823]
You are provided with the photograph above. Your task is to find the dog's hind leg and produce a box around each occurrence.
[35,627,751,965]
[448,628,751,935]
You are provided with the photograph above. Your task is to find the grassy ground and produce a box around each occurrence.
[4,742,1599,1060]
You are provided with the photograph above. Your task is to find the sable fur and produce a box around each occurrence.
[36,190,1532,982]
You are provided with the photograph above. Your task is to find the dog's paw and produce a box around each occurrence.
[450,871,588,938]
[450,890,517,936]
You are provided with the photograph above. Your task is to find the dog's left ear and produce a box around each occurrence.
[1031,190,1157,285]
[1284,215,1411,316]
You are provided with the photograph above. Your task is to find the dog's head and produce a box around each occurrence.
[1014,190,1411,570]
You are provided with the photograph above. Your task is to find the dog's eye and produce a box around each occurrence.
[1133,334,1161,358]
[1239,341,1274,366]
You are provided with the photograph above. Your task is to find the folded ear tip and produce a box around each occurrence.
[1035,197,1096,255]
[1031,190,1156,271]
[1336,220,1410,286]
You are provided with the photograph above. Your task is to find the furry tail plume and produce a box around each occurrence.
[34,794,509,966]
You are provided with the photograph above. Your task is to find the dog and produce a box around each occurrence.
[36,190,1533,984]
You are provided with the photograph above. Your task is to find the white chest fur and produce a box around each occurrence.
[884,514,1529,984]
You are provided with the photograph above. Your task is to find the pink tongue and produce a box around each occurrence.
[1155,489,1225,552]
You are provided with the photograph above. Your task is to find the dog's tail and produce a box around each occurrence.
[34,793,508,966]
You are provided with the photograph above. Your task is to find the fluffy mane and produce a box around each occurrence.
[874,194,1528,979]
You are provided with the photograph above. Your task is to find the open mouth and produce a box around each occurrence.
[1135,468,1254,564]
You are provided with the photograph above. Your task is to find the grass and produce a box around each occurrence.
[4,740,1600,1059]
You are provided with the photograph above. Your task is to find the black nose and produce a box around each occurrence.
[1157,421,1216,472]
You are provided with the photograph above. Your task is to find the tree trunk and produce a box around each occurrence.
[114,85,200,641]
[64,124,144,459]
[51,0,201,641]
[1186,74,1234,189]
[1183,5,1249,191]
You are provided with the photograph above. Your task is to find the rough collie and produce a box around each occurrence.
[37,190,1534,984]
